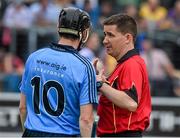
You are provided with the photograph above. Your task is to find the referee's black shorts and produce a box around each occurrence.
[99,130,142,137]
[23,128,79,137]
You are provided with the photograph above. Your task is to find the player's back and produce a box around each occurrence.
[20,43,97,135]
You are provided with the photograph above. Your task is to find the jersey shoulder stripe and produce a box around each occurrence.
[73,53,97,103]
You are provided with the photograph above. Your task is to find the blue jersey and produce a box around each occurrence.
[20,43,98,135]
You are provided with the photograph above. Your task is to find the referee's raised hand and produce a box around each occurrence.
[92,58,104,75]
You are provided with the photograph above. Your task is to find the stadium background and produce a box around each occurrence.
[0,0,180,137]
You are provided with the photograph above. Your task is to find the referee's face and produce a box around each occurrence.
[103,25,127,60]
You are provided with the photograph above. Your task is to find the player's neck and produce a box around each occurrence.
[58,38,79,49]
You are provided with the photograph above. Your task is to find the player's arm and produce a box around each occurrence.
[79,104,94,137]
[19,93,27,131]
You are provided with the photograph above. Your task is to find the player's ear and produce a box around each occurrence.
[82,28,90,43]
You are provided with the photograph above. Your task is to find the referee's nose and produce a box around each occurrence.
[103,35,109,46]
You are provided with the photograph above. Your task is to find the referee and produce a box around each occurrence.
[95,14,151,137]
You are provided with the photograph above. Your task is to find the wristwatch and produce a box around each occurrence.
[96,81,104,90]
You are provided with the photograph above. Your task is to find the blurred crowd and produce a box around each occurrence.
[0,0,180,97]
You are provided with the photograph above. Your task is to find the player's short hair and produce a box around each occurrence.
[103,14,137,43]
[58,7,91,41]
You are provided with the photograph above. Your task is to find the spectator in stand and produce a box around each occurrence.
[100,0,113,18]
[2,53,24,92]
[124,4,138,19]
[2,0,33,52]
[168,0,180,30]
[0,0,8,26]
[30,0,59,27]
[76,0,99,28]
[140,38,180,97]
[135,17,149,53]
[116,0,140,9]
[139,0,167,22]
[97,0,113,30]
[54,0,74,8]
[139,0,167,34]
[52,0,75,19]
[3,0,33,29]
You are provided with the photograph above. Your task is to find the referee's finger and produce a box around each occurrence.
[92,58,99,74]
[92,58,98,67]
[99,68,104,76]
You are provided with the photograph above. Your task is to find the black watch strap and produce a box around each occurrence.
[96,81,104,90]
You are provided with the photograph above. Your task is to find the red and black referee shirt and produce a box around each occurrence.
[97,49,151,136]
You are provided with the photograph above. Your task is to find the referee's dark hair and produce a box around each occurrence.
[103,14,137,43]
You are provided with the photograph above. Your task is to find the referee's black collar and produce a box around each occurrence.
[50,42,78,53]
[117,49,139,64]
